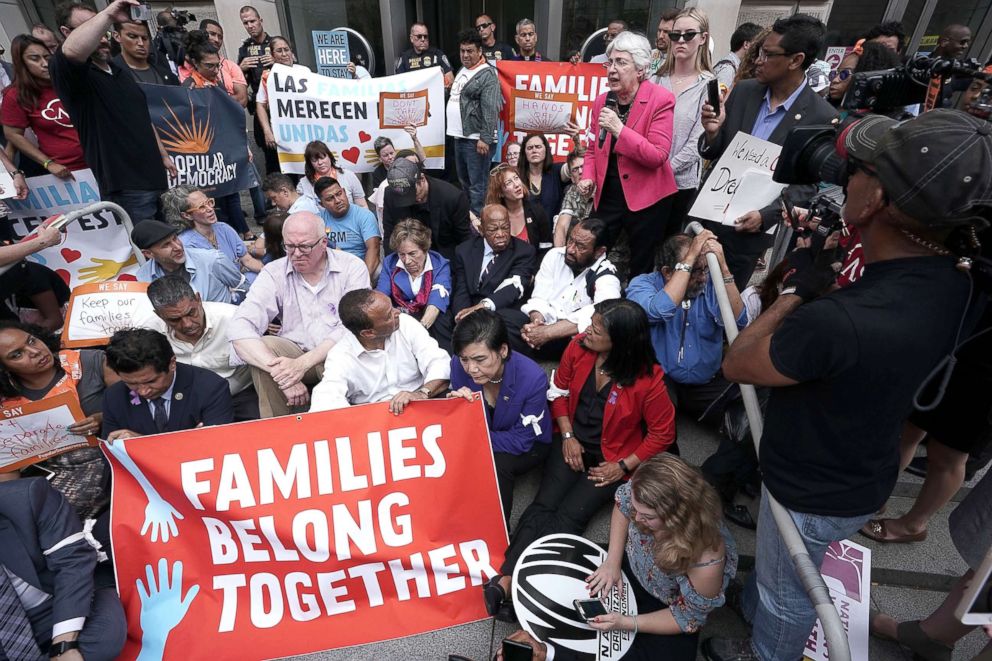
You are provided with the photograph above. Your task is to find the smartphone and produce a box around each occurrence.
[501,639,534,661]
[573,598,609,621]
[582,451,603,473]
[707,78,721,116]
[129,3,152,22]
[955,544,992,625]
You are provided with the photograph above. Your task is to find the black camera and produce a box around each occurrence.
[773,124,848,187]
[843,55,987,112]
[170,9,195,28]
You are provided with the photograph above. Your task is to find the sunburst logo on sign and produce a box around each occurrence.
[159,100,214,154]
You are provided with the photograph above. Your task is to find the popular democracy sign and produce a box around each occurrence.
[104,398,508,660]
[266,64,446,174]
[145,85,257,196]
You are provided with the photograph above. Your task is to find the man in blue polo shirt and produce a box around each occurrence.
[315,176,381,280]
[627,230,746,421]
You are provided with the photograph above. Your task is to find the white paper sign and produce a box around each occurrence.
[804,539,871,661]
[0,393,92,470]
[690,132,783,223]
[0,169,15,199]
[723,169,788,226]
[511,91,577,133]
[62,281,156,347]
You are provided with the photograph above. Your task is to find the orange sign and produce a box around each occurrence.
[0,392,95,470]
[61,280,153,348]
[105,398,507,660]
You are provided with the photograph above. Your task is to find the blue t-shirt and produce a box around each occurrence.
[318,205,380,259]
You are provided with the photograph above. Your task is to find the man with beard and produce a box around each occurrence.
[50,0,176,223]
[521,218,621,359]
[627,230,745,419]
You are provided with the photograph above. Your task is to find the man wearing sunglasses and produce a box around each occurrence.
[699,13,837,288]
[475,14,514,65]
[395,22,453,88]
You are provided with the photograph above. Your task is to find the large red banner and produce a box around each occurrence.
[104,399,507,660]
[497,61,609,162]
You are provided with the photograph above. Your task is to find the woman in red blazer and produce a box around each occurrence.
[578,31,678,278]
[484,299,677,620]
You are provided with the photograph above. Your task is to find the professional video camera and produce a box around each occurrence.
[843,54,989,112]
[168,8,196,27]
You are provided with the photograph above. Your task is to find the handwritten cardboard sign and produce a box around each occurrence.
[0,392,95,470]
[379,90,430,129]
[62,281,155,348]
[689,131,783,224]
[510,90,578,133]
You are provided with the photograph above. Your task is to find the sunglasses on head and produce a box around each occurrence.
[667,30,701,42]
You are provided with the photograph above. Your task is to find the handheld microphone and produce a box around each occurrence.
[598,92,618,148]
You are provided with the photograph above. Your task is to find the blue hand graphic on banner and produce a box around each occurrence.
[135,559,199,661]
[103,439,184,542]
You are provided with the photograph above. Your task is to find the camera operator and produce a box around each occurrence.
[152,8,188,75]
[701,109,990,661]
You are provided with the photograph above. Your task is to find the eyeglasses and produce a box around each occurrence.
[666,30,701,42]
[756,49,794,61]
[603,58,634,70]
[412,33,429,40]
[187,198,216,213]
[828,68,852,82]
[281,238,324,255]
[475,22,493,31]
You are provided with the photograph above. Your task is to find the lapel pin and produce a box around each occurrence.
[175,392,184,400]
[503,396,509,401]
[794,113,802,121]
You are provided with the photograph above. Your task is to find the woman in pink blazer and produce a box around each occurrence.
[579,31,678,277]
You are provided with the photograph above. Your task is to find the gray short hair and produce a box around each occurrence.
[607,31,652,78]
[373,136,394,155]
[284,211,326,240]
[515,18,536,34]
[147,275,197,309]
[160,185,200,229]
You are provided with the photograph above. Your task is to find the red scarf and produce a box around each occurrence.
[391,266,433,316]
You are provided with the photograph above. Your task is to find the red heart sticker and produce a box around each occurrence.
[55,269,71,284]
[60,247,82,263]
[358,131,372,143]
[342,147,361,164]
[117,273,137,282]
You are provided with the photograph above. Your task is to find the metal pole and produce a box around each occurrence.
[687,221,852,661]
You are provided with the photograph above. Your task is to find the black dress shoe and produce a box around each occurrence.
[483,575,506,617]
[905,456,928,478]
[724,503,757,530]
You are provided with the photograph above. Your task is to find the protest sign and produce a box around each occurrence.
[0,392,94,471]
[379,91,430,128]
[145,85,257,196]
[805,539,871,661]
[62,281,155,348]
[105,398,508,660]
[689,132,783,223]
[4,169,141,286]
[497,61,609,161]
[0,169,15,199]
[825,47,851,71]
[312,30,351,78]
[723,170,787,226]
[266,64,446,174]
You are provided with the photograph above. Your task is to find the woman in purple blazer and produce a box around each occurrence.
[448,310,551,525]
[579,31,678,278]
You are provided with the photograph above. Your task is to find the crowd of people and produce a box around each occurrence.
[1,2,992,660]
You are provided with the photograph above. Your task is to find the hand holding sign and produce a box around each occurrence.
[136,559,199,661]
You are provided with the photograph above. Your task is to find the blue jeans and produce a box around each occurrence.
[454,137,491,215]
[743,487,871,660]
[107,189,162,224]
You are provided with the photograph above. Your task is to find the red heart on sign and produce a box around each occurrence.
[56,269,71,284]
[117,273,137,282]
[342,147,361,164]
[60,247,82,263]
[358,131,372,143]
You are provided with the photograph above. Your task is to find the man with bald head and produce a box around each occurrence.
[230,211,370,417]
[934,24,972,60]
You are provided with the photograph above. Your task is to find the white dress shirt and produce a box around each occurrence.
[521,248,622,332]
[309,314,451,411]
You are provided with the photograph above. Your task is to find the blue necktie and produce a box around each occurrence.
[152,397,169,433]
[0,565,44,660]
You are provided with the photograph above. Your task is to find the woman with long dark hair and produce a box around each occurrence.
[297,140,368,208]
[517,132,569,222]
[484,299,677,620]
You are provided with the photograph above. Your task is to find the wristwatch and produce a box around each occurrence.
[619,459,632,475]
[674,262,692,273]
[49,641,80,658]
[562,431,575,440]
[417,386,432,398]
[9,169,24,177]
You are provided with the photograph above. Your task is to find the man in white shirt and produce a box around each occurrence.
[521,218,621,358]
[135,275,258,420]
[310,289,450,413]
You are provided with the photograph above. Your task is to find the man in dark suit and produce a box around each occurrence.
[698,13,838,287]
[382,158,473,262]
[440,204,536,353]
[0,474,126,660]
[102,328,233,440]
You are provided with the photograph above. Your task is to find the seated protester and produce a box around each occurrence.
[627,231,746,422]
[296,140,368,208]
[487,162,553,258]
[0,321,117,518]
[309,289,449,412]
[521,218,621,360]
[0,260,71,333]
[376,219,451,339]
[315,176,381,279]
[369,148,421,230]
[134,276,258,421]
[518,132,570,222]
[371,129,426,189]
[441,204,536,354]
[249,210,289,265]
[0,474,126,660]
[554,147,593,247]
[102,328,232,440]
[485,300,677,621]
[448,310,551,524]
[162,185,263,291]
[262,173,320,216]
[132,220,243,304]
[230,212,369,418]
[382,158,472,262]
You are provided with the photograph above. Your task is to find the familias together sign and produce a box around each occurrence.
[104,399,507,660]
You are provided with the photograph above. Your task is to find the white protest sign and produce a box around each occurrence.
[3,169,140,287]
[62,281,155,348]
[723,170,787,226]
[690,132,782,223]
[825,47,851,71]
[0,170,15,199]
[267,64,446,174]
[804,539,871,661]
[0,392,94,470]
[379,90,430,128]
[510,90,578,133]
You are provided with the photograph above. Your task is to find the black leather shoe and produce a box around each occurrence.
[724,503,757,530]
[483,575,506,617]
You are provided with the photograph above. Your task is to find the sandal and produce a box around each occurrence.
[724,503,757,530]
[860,519,927,544]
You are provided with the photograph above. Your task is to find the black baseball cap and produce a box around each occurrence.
[386,159,424,207]
[131,220,178,249]
[841,110,992,227]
